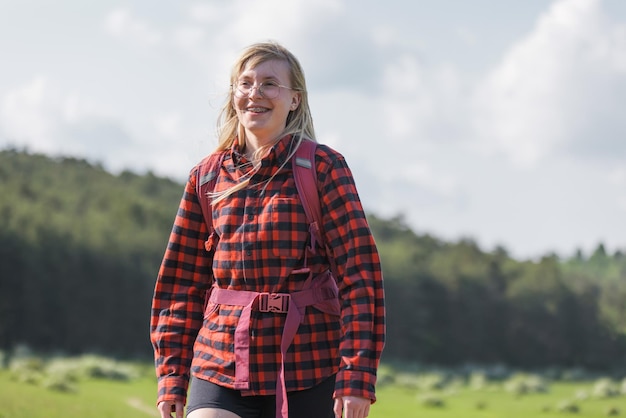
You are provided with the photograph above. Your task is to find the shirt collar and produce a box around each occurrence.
[229,134,295,169]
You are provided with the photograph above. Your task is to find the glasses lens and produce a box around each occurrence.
[233,83,248,98]
[260,84,279,99]
[233,82,283,99]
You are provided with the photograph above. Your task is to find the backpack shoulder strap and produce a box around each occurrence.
[197,145,324,250]
[292,139,324,250]
[196,152,226,234]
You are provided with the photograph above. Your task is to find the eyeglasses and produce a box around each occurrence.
[232,81,297,99]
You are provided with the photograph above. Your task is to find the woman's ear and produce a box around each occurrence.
[291,93,301,110]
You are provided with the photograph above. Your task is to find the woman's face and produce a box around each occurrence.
[233,59,300,145]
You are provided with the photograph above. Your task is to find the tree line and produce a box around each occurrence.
[1,149,625,371]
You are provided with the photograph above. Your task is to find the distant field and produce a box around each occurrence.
[371,382,626,418]
[3,367,626,418]
[0,370,158,418]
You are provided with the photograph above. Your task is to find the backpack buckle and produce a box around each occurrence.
[258,293,290,313]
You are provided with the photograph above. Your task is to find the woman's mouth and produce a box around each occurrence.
[246,107,269,113]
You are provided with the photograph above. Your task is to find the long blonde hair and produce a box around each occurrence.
[211,41,316,203]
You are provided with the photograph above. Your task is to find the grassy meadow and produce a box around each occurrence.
[2,355,626,417]
[373,381,626,417]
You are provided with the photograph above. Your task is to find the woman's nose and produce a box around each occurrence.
[248,85,264,99]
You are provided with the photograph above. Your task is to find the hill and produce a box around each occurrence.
[1,148,625,369]
[0,149,182,357]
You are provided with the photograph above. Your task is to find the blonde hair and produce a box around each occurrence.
[211,41,316,203]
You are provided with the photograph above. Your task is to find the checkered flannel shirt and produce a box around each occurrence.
[150,135,385,406]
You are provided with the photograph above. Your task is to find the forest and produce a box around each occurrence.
[1,148,625,371]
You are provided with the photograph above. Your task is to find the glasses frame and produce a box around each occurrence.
[231,82,298,99]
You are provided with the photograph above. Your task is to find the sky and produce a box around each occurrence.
[1,0,625,260]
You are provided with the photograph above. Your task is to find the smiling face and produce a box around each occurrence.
[233,59,301,148]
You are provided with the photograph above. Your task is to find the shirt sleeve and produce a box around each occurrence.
[318,149,386,402]
[150,168,212,406]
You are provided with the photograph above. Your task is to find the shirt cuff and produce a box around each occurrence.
[333,369,377,403]
[156,375,189,406]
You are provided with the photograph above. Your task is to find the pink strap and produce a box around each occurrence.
[292,139,323,253]
[208,288,257,389]
[208,272,339,418]
[276,296,299,417]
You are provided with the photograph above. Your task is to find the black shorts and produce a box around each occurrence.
[186,374,336,418]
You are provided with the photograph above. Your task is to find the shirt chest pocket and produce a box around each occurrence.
[267,197,309,259]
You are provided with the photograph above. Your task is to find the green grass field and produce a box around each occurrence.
[372,383,626,417]
[0,369,157,418]
[2,366,626,418]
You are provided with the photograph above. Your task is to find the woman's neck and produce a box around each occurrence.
[242,131,279,160]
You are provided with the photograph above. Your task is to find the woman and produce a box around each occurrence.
[150,41,385,418]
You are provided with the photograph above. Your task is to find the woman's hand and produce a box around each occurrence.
[157,400,184,418]
[333,396,371,418]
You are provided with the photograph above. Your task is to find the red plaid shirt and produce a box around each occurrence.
[150,136,385,406]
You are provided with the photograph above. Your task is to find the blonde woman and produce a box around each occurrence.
[150,41,385,418]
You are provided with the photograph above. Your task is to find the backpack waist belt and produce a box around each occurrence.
[207,271,339,418]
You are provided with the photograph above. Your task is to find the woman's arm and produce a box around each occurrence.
[150,169,213,407]
[317,146,386,403]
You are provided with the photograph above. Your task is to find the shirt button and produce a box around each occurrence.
[246,250,252,256]
[248,214,254,221]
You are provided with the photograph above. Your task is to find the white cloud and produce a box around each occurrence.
[379,52,469,147]
[175,0,385,91]
[226,0,344,45]
[0,77,137,169]
[0,77,60,149]
[381,54,432,138]
[472,0,626,167]
[401,162,459,198]
[3,0,625,258]
[165,0,439,116]
[181,0,346,52]
[103,8,162,46]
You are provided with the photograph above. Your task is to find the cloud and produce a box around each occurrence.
[0,77,61,150]
[103,8,162,46]
[472,0,626,167]
[0,77,138,170]
[223,0,345,44]
[380,53,468,144]
[58,119,133,158]
[381,54,432,138]
[310,86,467,229]
[173,0,392,91]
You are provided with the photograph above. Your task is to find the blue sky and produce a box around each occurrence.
[1,0,625,260]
